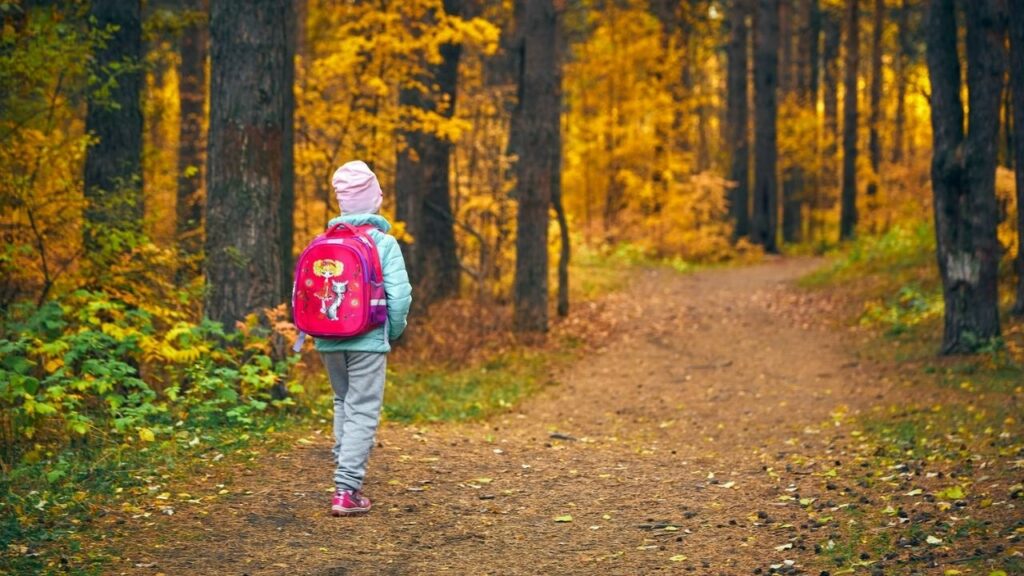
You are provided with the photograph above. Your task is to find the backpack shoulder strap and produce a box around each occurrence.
[353,225,384,283]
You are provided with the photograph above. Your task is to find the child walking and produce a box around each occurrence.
[316,160,412,516]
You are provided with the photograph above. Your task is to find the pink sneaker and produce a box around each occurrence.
[331,489,371,516]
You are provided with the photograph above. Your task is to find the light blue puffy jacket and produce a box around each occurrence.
[313,214,412,354]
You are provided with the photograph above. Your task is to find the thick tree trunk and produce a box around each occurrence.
[752,0,779,253]
[512,0,559,332]
[727,0,751,239]
[1011,4,1024,314]
[926,0,1004,353]
[867,0,884,201]
[205,0,290,328]
[84,0,143,252]
[893,0,911,163]
[839,0,859,241]
[175,0,208,279]
[395,0,463,307]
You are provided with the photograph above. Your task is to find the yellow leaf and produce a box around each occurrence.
[554,515,573,523]
[669,555,687,562]
[138,428,155,442]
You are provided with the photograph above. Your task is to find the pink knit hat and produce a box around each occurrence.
[332,160,383,215]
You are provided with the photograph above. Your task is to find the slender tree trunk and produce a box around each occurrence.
[553,155,570,318]
[752,0,779,253]
[727,0,751,238]
[512,0,559,332]
[781,0,803,244]
[1008,6,1024,314]
[925,0,1004,353]
[867,0,884,201]
[395,0,463,306]
[807,0,821,101]
[1001,91,1014,169]
[822,5,840,241]
[175,0,208,281]
[893,0,911,162]
[279,1,296,302]
[823,9,840,146]
[779,0,794,94]
[205,0,290,328]
[84,0,143,252]
[839,0,859,240]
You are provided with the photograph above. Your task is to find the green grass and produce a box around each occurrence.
[799,222,936,288]
[382,351,557,422]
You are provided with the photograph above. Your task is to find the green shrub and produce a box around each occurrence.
[0,290,298,468]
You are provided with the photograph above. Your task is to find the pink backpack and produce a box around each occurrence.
[291,223,387,348]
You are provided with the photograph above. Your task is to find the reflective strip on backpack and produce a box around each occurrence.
[370,299,386,306]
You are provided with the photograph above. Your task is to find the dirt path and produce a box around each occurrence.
[112,258,893,576]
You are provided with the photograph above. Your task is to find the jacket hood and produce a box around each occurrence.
[328,213,392,233]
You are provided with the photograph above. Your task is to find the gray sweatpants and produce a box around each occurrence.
[319,351,387,492]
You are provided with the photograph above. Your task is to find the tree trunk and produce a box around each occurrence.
[395,0,463,307]
[839,0,859,241]
[1001,90,1014,169]
[925,0,1004,353]
[1008,6,1024,314]
[893,0,911,163]
[779,0,794,94]
[727,0,751,239]
[512,0,559,332]
[84,0,143,252]
[175,0,208,281]
[822,5,840,241]
[867,0,884,200]
[782,0,803,244]
[823,8,840,145]
[205,0,290,328]
[806,0,821,101]
[553,160,570,318]
[279,1,296,303]
[752,0,779,253]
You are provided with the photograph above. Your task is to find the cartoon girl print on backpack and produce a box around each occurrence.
[313,259,348,321]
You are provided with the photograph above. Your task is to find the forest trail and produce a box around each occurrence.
[113,259,891,576]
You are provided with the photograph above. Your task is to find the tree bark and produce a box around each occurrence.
[84,0,143,252]
[205,0,290,328]
[1008,5,1024,314]
[782,0,803,244]
[176,0,207,281]
[925,0,1004,353]
[512,0,559,332]
[752,0,779,253]
[893,0,911,162]
[278,1,296,303]
[867,0,884,200]
[395,0,463,307]
[806,0,821,101]
[839,0,859,241]
[727,0,751,239]
[823,8,840,145]
[779,0,794,94]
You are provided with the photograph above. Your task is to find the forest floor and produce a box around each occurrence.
[101,258,1023,576]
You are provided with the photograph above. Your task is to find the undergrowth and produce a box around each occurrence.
[798,223,1024,575]
[1,247,656,574]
